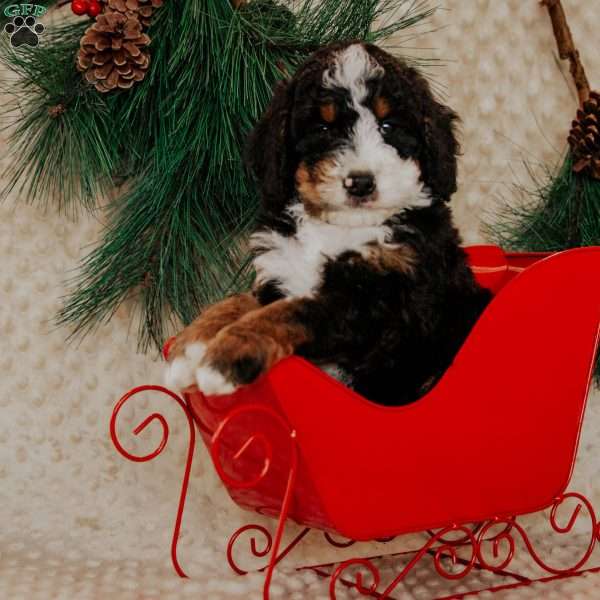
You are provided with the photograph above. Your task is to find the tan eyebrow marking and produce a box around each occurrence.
[373,95,391,119]
[319,102,337,123]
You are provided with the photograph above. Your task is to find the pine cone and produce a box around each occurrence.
[568,91,600,180]
[77,11,150,93]
[106,0,163,28]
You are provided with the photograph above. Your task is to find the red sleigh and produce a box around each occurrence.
[111,245,600,599]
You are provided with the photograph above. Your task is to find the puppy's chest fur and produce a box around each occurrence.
[251,210,394,298]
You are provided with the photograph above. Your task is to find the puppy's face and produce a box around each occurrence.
[247,42,459,227]
[293,44,429,227]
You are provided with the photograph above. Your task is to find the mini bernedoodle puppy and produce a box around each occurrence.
[166,41,491,406]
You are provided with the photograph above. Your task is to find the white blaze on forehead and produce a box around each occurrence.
[309,43,431,221]
[322,43,384,103]
[322,44,388,176]
[318,44,430,213]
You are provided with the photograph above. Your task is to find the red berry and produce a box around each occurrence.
[71,0,90,16]
[87,0,102,17]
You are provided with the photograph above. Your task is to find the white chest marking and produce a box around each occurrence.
[251,206,390,298]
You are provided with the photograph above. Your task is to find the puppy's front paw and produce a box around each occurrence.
[194,364,237,396]
[164,341,207,392]
[196,329,283,395]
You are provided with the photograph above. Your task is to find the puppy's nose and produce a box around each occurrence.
[343,172,376,198]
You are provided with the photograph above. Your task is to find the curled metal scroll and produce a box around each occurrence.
[227,525,311,576]
[330,493,599,599]
[110,385,196,578]
[211,403,299,600]
[476,493,598,575]
[330,524,478,599]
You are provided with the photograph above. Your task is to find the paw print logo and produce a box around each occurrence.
[4,16,45,48]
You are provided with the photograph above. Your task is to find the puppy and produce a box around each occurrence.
[166,41,491,406]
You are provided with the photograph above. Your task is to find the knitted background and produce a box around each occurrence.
[1,1,599,598]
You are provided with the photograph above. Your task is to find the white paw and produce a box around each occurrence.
[195,364,236,396]
[164,342,207,392]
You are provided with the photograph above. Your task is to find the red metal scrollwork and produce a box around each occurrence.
[329,493,599,599]
[227,525,311,576]
[476,493,598,575]
[110,385,196,578]
[322,532,396,548]
[330,524,478,599]
[323,533,356,548]
[211,404,299,600]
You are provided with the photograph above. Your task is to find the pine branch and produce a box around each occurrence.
[56,172,257,349]
[0,21,119,215]
[484,154,600,251]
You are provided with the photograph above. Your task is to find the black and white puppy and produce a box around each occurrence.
[166,41,490,406]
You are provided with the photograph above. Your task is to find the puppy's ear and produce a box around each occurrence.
[422,101,460,203]
[245,79,295,218]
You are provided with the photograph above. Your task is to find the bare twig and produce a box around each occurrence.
[541,0,591,106]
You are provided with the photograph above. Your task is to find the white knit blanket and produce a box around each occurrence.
[2,1,600,597]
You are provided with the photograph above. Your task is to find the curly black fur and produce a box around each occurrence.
[245,41,490,405]
[296,205,490,404]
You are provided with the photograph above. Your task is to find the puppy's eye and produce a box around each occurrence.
[380,121,395,135]
[309,123,330,135]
